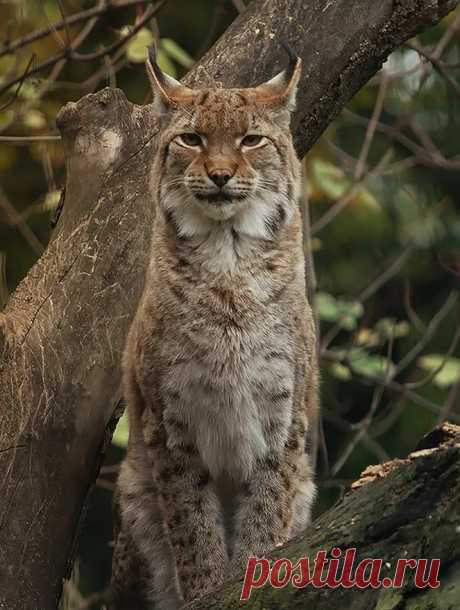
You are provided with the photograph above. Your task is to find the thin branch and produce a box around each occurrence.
[354,71,389,180]
[69,2,162,62]
[438,379,460,424]
[394,291,458,375]
[358,246,413,303]
[321,348,460,423]
[407,41,460,98]
[403,280,426,333]
[0,0,155,58]
[0,53,36,112]
[343,108,460,170]
[0,135,61,143]
[0,0,167,97]
[311,148,393,235]
[0,188,44,255]
[407,323,460,390]
[433,8,460,59]
[56,0,72,48]
[33,0,105,102]
[330,335,395,476]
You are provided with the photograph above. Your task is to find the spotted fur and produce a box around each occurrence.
[110,50,319,610]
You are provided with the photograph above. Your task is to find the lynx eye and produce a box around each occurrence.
[177,133,202,148]
[241,134,265,148]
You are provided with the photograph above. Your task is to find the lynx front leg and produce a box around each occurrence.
[230,455,294,577]
[230,442,315,577]
[116,457,182,610]
[151,430,228,605]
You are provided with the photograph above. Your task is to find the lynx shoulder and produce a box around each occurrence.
[110,46,319,610]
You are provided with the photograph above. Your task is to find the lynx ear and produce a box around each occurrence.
[146,45,195,114]
[254,43,302,112]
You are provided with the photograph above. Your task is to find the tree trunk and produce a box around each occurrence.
[0,1,458,609]
[189,423,460,610]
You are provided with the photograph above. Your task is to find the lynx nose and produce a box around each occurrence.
[208,169,232,188]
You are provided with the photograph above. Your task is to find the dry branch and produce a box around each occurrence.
[0,0,155,57]
[0,1,459,609]
[0,1,166,97]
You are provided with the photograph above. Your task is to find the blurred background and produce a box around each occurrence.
[1,1,459,606]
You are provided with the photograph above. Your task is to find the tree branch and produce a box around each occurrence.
[0,0,156,58]
[0,1,166,97]
[188,423,460,609]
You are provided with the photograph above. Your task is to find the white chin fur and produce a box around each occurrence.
[195,198,242,221]
[162,188,288,241]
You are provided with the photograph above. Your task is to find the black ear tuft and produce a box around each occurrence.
[280,41,299,71]
[148,44,157,68]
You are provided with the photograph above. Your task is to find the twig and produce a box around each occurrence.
[403,280,426,333]
[407,41,460,99]
[438,380,460,424]
[330,334,395,476]
[0,188,44,255]
[394,291,458,375]
[321,349,459,422]
[0,0,155,57]
[343,109,460,170]
[0,53,36,112]
[0,135,61,143]
[354,71,389,181]
[311,148,393,235]
[407,323,460,390]
[0,1,167,97]
[34,0,105,102]
[358,246,413,303]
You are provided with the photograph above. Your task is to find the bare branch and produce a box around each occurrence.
[0,0,156,57]
[0,1,166,98]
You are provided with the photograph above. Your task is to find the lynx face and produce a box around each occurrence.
[148,49,302,229]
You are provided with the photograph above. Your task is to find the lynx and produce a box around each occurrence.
[110,46,319,610]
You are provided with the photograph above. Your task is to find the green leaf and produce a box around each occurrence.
[418,354,460,388]
[315,291,339,320]
[315,292,363,330]
[310,158,380,209]
[355,186,381,210]
[156,48,177,77]
[348,348,394,380]
[161,38,194,69]
[112,411,129,448]
[375,318,410,340]
[311,159,349,200]
[126,27,154,63]
[329,362,352,381]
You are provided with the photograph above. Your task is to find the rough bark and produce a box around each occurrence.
[189,423,460,610]
[0,1,458,610]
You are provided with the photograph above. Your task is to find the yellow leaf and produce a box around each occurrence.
[23,109,47,129]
